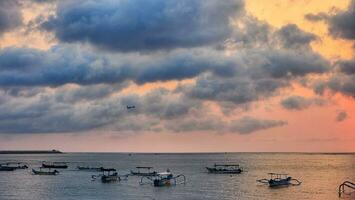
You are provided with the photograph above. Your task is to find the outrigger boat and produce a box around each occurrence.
[140,169,186,187]
[130,166,157,176]
[206,164,243,174]
[92,168,129,183]
[77,166,104,171]
[42,161,68,169]
[257,173,301,187]
[32,167,59,175]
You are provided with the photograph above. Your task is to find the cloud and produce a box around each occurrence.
[280,95,326,110]
[0,46,235,87]
[314,74,355,98]
[0,86,201,134]
[328,1,355,40]
[41,0,244,52]
[336,111,348,122]
[336,59,355,75]
[0,0,22,36]
[181,47,329,106]
[306,1,355,40]
[0,42,329,88]
[0,1,335,135]
[229,116,287,134]
[275,24,317,49]
[304,13,329,22]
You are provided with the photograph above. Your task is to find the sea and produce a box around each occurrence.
[0,153,354,200]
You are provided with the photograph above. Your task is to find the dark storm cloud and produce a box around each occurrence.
[41,0,244,52]
[305,1,355,40]
[0,46,241,87]
[0,0,22,36]
[229,116,287,134]
[0,46,131,86]
[181,47,329,105]
[280,95,326,110]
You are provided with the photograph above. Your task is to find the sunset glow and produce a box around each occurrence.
[0,0,354,152]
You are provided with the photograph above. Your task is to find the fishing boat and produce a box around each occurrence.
[206,164,243,174]
[42,161,68,169]
[92,168,121,183]
[77,166,104,171]
[257,173,301,187]
[32,167,59,175]
[1,162,28,169]
[130,166,157,176]
[140,169,186,187]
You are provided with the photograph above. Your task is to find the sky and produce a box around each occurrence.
[0,0,354,152]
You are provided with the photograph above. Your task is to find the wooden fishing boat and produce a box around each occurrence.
[42,161,68,169]
[140,169,186,187]
[257,173,301,187]
[91,168,121,183]
[32,168,59,175]
[130,166,157,176]
[206,164,243,174]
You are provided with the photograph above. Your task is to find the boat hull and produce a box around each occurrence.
[206,167,242,174]
[42,164,68,169]
[268,177,292,187]
[153,179,171,187]
[0,166,16,171]
[101,175,119,183]
[77,166,103,171]
[32,169,59,175]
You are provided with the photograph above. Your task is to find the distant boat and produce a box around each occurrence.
[130,166,157,176]
[92,168,121,183]
[77,166,104,171]
[0,166,16,171]
[126,105,135,109]
[140,169,186,187]
[206,164,243,174]
[1,162,28,169]
[42,161,68,169]
[257,173,301,187]
[32,168,59,175]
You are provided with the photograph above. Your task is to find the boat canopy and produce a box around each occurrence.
[157,172,172,176]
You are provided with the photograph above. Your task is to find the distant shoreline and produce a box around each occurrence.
[0,150,63,154]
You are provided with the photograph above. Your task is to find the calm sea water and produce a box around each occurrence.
[0,153,354,200]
